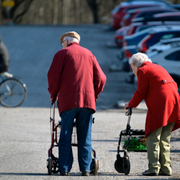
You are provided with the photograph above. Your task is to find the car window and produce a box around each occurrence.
[146,32,180,48]
[161,34,175,40]
[136,11,165,18]
[145,33,162,47]
[137,26,152,32]
[165,50,180,61]
[160,32,180,40]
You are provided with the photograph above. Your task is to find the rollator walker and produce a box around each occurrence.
[47,103,99,175]
[114,108,147,175]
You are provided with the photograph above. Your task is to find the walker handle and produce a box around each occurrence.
[53,103,55,120]
[125,108,132,116]
[126,108,132,128]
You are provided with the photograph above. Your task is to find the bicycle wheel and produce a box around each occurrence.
[0,78,27,107]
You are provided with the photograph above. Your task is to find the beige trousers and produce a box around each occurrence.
[146,122,175,175]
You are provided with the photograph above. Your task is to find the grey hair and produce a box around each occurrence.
[129,52,152,67]
[63,36,79,43]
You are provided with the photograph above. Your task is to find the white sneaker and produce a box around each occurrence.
[0,72,13,78]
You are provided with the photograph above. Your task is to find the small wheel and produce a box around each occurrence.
[0,78,27,107]
[91,158,99,176]
[47,159,52,175]
[124,156,130,175]
[114,160,124,173]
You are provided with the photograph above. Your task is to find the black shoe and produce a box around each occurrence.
[60,172,69,176]
[159,171,171,176]
[142,170,157,176]
[82,171,90,176]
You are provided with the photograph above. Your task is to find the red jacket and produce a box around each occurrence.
[129,62,180,137]
[47,42,106,114]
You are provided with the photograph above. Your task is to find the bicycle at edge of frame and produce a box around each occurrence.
[0,72,27,107]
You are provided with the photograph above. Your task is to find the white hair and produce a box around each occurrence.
[129,52,152,67]
[64,36,79,43]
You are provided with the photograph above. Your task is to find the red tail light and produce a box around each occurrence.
[140,34,154,52]
[125,49,132,58]
[127,27,136,35]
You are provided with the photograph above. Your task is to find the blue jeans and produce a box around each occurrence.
[58,108,94,173]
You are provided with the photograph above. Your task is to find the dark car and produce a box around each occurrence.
[137,26,180,52]
[131,7,178,23]
[121,7,172,27]
[126,21,180,36]
[111,2,169,29]
[132,12,180,23]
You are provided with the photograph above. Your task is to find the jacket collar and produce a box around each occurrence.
[68,42,80,47]
[141,61,151,67]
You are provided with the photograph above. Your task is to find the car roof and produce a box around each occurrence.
[120,0,171,7]
[127,7,172,14]
[149,25,180,33]
[154,12,180,17]
[130,21,180,27]
[125,0,171,5]
[159,37,180,43]
[132,15,180,23]
[125,25,180,39]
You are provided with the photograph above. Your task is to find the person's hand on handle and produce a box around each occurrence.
[124,102,129,110]
[50,97,57,105]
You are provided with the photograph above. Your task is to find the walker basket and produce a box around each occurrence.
[121,129,147,152]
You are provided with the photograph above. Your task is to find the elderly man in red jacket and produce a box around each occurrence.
[125,52,180,176]
[47,31,106,176]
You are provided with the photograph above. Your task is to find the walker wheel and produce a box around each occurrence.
[47,159,52,175]
[124,155,130,175]
[114,154,130,175]
[114,154,124,173]
[91,158,99,176]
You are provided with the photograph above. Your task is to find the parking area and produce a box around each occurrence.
[0,24,179,179]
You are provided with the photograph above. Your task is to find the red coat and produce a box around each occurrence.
[129,62,180,137]
[47,42,106,114]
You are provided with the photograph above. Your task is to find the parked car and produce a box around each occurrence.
[169,4,180,11]
[121,25,180,71]
[110,1,171,29]
[147,46,180,91]
[114,26,129,47]
[137,26,180,53]
[126,21,180,36]
[146,37,180,54]
[132,13,180,23]
[131,7,178,23]
[121,7,174,27]
[121,6,163,27]
[154,11,180,18]
[126,0,171,6]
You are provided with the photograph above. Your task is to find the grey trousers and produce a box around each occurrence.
[146,122,175,175]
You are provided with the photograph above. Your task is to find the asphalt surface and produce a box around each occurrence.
[0,24,180,180]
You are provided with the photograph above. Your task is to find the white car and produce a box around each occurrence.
[147,46,180,91]
[146,37,180,54]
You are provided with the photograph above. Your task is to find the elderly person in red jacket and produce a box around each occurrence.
[125,52,180,176]
[47,31,106,176]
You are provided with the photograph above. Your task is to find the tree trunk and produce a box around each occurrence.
[87,0,99,23]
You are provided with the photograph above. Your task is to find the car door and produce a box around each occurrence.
[155,48,180,75]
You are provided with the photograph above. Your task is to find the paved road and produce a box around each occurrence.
[0,24,136,109]
[0,108,180,180]
[0,25,179,179]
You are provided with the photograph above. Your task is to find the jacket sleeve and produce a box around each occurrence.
[93,55,107,99]
[129,69,148,108]
[47,52,64,100]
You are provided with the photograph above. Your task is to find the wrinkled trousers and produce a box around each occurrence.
[146,122,175,175]
[58,108,94,173]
